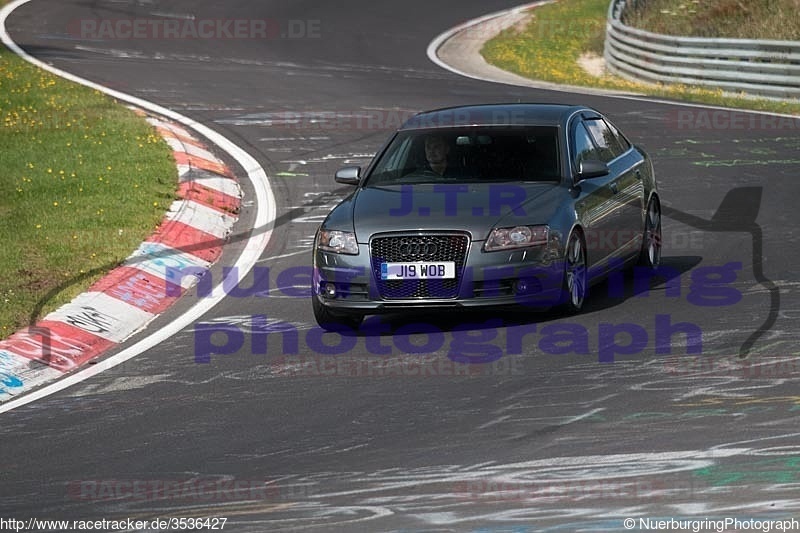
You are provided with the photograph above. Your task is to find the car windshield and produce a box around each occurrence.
[364,126,560,186]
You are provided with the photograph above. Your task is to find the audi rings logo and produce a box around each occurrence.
[398,239,438,258]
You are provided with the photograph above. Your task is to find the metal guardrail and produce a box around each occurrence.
[604,0,800,99]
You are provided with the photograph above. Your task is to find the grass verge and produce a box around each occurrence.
[0,42,177,339]
[624,0,800,41]
[480,0,800,115]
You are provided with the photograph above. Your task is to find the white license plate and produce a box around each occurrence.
[380,262,456,280]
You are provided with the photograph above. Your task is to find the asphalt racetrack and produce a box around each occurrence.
[3,1,800,531]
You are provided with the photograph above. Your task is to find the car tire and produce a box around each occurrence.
[312,296,364,332]
[559,230,587,314]
[638,196,662,269]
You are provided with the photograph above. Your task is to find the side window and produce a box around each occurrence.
[572,122,598,169]
[584,118,625,162]
[604,118,631,153]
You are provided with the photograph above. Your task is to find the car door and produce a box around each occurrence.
[583,116,645,259]
[569,117,624,270]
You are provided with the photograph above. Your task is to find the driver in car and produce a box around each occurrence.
[424,135,452,176]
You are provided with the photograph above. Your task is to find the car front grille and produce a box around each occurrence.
[370,233,470,299]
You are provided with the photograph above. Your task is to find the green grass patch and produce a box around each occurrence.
[480,0,800,116]
[0,45,177,338]
[624,0,800,41]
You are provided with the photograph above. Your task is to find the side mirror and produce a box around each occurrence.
[576,159,609,181]
[335,166,361,185]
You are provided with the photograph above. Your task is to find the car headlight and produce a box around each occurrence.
[484,225,549,252]
[317,229,359,255]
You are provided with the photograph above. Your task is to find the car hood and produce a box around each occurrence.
[345,183,558,242]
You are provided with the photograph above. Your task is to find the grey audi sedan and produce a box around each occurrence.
[312,104,661,330]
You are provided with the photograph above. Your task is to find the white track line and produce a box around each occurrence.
[0,0,275,414]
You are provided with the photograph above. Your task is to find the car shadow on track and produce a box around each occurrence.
[340,254,702,338]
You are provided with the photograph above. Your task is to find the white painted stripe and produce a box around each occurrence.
[125,241,211,289]
[177,164,192,177]
[146,117,195,140]
[44,292,155,343]
[1,0,275,414]
[187,174,242,199]
[165,199,237,238]
[0,349,63,400]
[162,135,188,153]
[179,141,221,163]
[163,135,222,164]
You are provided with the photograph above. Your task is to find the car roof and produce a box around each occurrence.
[399,103,593,130]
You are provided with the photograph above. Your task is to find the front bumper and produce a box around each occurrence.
[313,239,567,314]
